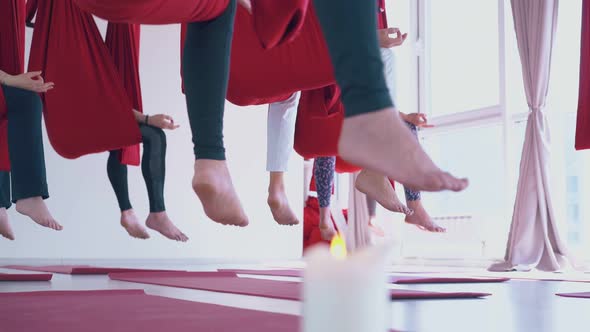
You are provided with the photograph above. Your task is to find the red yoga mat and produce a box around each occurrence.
[109,271,491,301]
[218,269,303,278]
[0,289,299,332]
[389,276,510,284]
[556,292,590,299]
[0,272,53,281]
[390,289,490,300]
[3,265,181,275]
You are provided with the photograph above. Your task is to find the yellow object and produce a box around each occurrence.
[329,233,347,259]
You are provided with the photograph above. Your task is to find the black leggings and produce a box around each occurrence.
[312,0,393,116]
[0,85,49,209]
[183,0,236,161]
[107,124,166,213]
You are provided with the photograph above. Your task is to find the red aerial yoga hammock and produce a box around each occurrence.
[26,0,307,160]
[105,23,143,166]
[576,0,590,150]
[72,0,228,25]
[0,0,26,171]
[27,0,142,159]
[225,4,335,106]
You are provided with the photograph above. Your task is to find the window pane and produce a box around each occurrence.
[429,0,500,116]
[387,0,412,114]
[402,125,508,259]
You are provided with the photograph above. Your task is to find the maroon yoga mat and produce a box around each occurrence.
[0,289,299,332]
[110,271,491,300]
[3,265,181,275]
[389,289,490,300]
[556,292,590,298]
[219,270,508,285]
[389,276,510,284]
[0,272,53,281]
[218,269,303,278]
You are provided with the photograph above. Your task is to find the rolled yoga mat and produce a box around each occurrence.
[0,272,53,281]
[109,271,491,300]
[556,292,590,299]
[0,289,300,332]
[389,276,510,284]
[3,265,182,275]
[219,269,509,284]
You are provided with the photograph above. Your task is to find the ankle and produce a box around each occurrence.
[407,200,422,210]
[121,209,135,217]
[16,196,42,205]
[148,211,167,219]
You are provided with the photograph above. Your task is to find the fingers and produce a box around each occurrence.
[387,27,401,36]
[37,83,54,93]
[33,82,54,93]
[25,71,42,78]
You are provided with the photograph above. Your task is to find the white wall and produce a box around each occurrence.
[0,21,303,261]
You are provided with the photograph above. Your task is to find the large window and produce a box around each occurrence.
[428,0,501,117]
[395,0,587,262]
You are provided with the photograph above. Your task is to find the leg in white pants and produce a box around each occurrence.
[266,92,301,172]
[266,92,301,226]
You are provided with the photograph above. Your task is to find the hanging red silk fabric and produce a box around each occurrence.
[72,0,228,24]
[576,0,590,150]
[25,0,38,26]
[105,23,142,166]
[226,4,335,106]
[27,0,142,159]
[0,0,26,171]
[250,0,309,49]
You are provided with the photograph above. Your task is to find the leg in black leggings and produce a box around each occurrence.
[312,0,392,117]
[183,0,236,160]
[107,124,166,213]
[0,170,13,239]
[107,150,133,212]
[1,85,60,231]
[140,125,166,213]
[107,124,187,241]
[2,85,49,202]
[311,1,467,193]
[0,171,11,209]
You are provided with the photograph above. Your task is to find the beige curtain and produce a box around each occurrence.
[345,172,371,252]
[490,0,569,272]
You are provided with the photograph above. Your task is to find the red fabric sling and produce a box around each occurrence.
[226,4,335,106]
[576,0,590,150]
[27,0,141,159]
[0,0,26,171]
[72,0,228,24]
[105,23,142,166]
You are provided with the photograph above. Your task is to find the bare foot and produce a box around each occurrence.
[318,207,336,241]
[120,209,150,239]
[15,197,62,231]
[339,109,468,192]
[146,211,189,242]
[405,200,446,233]
[0,208,15,240]
[192,160,249,227]
[268,173,299,225]
[355,169,413,215]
